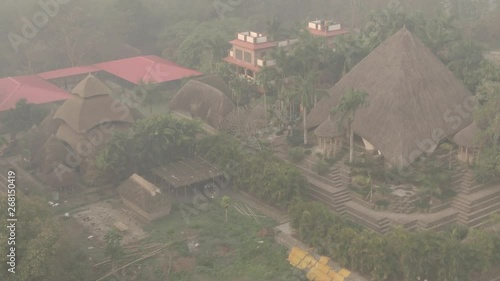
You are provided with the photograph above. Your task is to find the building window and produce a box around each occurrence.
[244,51,252,63]
[235,49,243,60]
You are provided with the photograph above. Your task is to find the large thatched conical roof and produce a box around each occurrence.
[71,74,113,98]
[53,75,134,133]
[306,27,473,167]
[453,122,481,147]
[314,115,345,138]
[169,78,235,129]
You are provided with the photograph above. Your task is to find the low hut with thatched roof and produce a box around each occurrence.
[169,76,235,130]
[117,173,171,222]
[314,116,345,157]
[307,27,474,167]
[453,122,481,165]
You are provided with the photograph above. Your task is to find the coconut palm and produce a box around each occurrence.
[331,89,369,163]
[221,196,231,222]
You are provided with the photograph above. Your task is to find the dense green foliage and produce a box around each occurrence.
[197,134,306,207]
[0,194,60,281]
[1,99,49,134]
[474,64,500,181]
[95,114,201,183]
[289,200,500,281]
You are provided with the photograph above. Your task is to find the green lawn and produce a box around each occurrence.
[131,200,302,281]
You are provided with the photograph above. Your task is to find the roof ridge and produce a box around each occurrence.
[0,78,23,109]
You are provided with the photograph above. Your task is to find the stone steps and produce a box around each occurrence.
[465,201,500,228]
[421,210,458,231]
[343,202,392,234]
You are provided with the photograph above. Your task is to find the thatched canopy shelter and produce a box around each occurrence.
[55,121,130,156]
[53,75,134,134]
[169,77,235,129]
[307,27,473,167]
[117,173,171,222]
[35,135,69,175]
[314,115,345,157]
[40,163,77,190]
[453,122,481,165]
[195,75,233,97]
[152,157,223,197]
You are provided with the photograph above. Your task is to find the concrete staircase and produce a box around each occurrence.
[453,185,500,227]
[343,201,392,234]
[296,163,350,213]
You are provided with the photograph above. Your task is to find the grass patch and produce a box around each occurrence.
[137,200,297,281]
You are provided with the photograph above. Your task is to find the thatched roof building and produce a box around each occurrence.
[169,77,235,129]
[117,173,171,222]
[40,163,77,190]
[453,122,481,165]
[53,74,134,134]
[152,157,223,189]
[314,115,345,157]
[35,135,69,175]
[314,115,345,138]
[32,74,139,183]
[307,27,473,167]
[453,122,481,148]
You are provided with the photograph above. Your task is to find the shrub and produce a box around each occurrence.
[352,175,371,186]
[313,160,329,176]
[288,147,305,163]
[325,150,346,166]
[304,149,312,155]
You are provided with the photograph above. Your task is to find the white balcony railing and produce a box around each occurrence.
[256,59,276,67]
[237,31,268,44]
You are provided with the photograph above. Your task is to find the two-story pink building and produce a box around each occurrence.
[224,20,348,79]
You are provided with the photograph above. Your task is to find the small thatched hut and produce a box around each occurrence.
[314,115,345,157]
[40,163,78,190]
[117,174,171,222]
[169,76,235,129]
[307,27,474,167]
[453,122,481,165]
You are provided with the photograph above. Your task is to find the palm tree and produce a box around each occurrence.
[221,196,231,222]
[331,89,369,163]
[256,67,277,119]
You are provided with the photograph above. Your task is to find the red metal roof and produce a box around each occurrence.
[0,75,71,112]
[223,57,260,72]
[308,28,349,38]
[37,65,101,80]
[94,55,203,85]
[229,39,277,51]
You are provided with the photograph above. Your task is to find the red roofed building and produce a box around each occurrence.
[37,65,102,91]
[94,55,202,85]
[37,65,101,80]
[0,75,71,112]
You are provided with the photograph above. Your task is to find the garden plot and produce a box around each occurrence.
[73,198,147,244]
